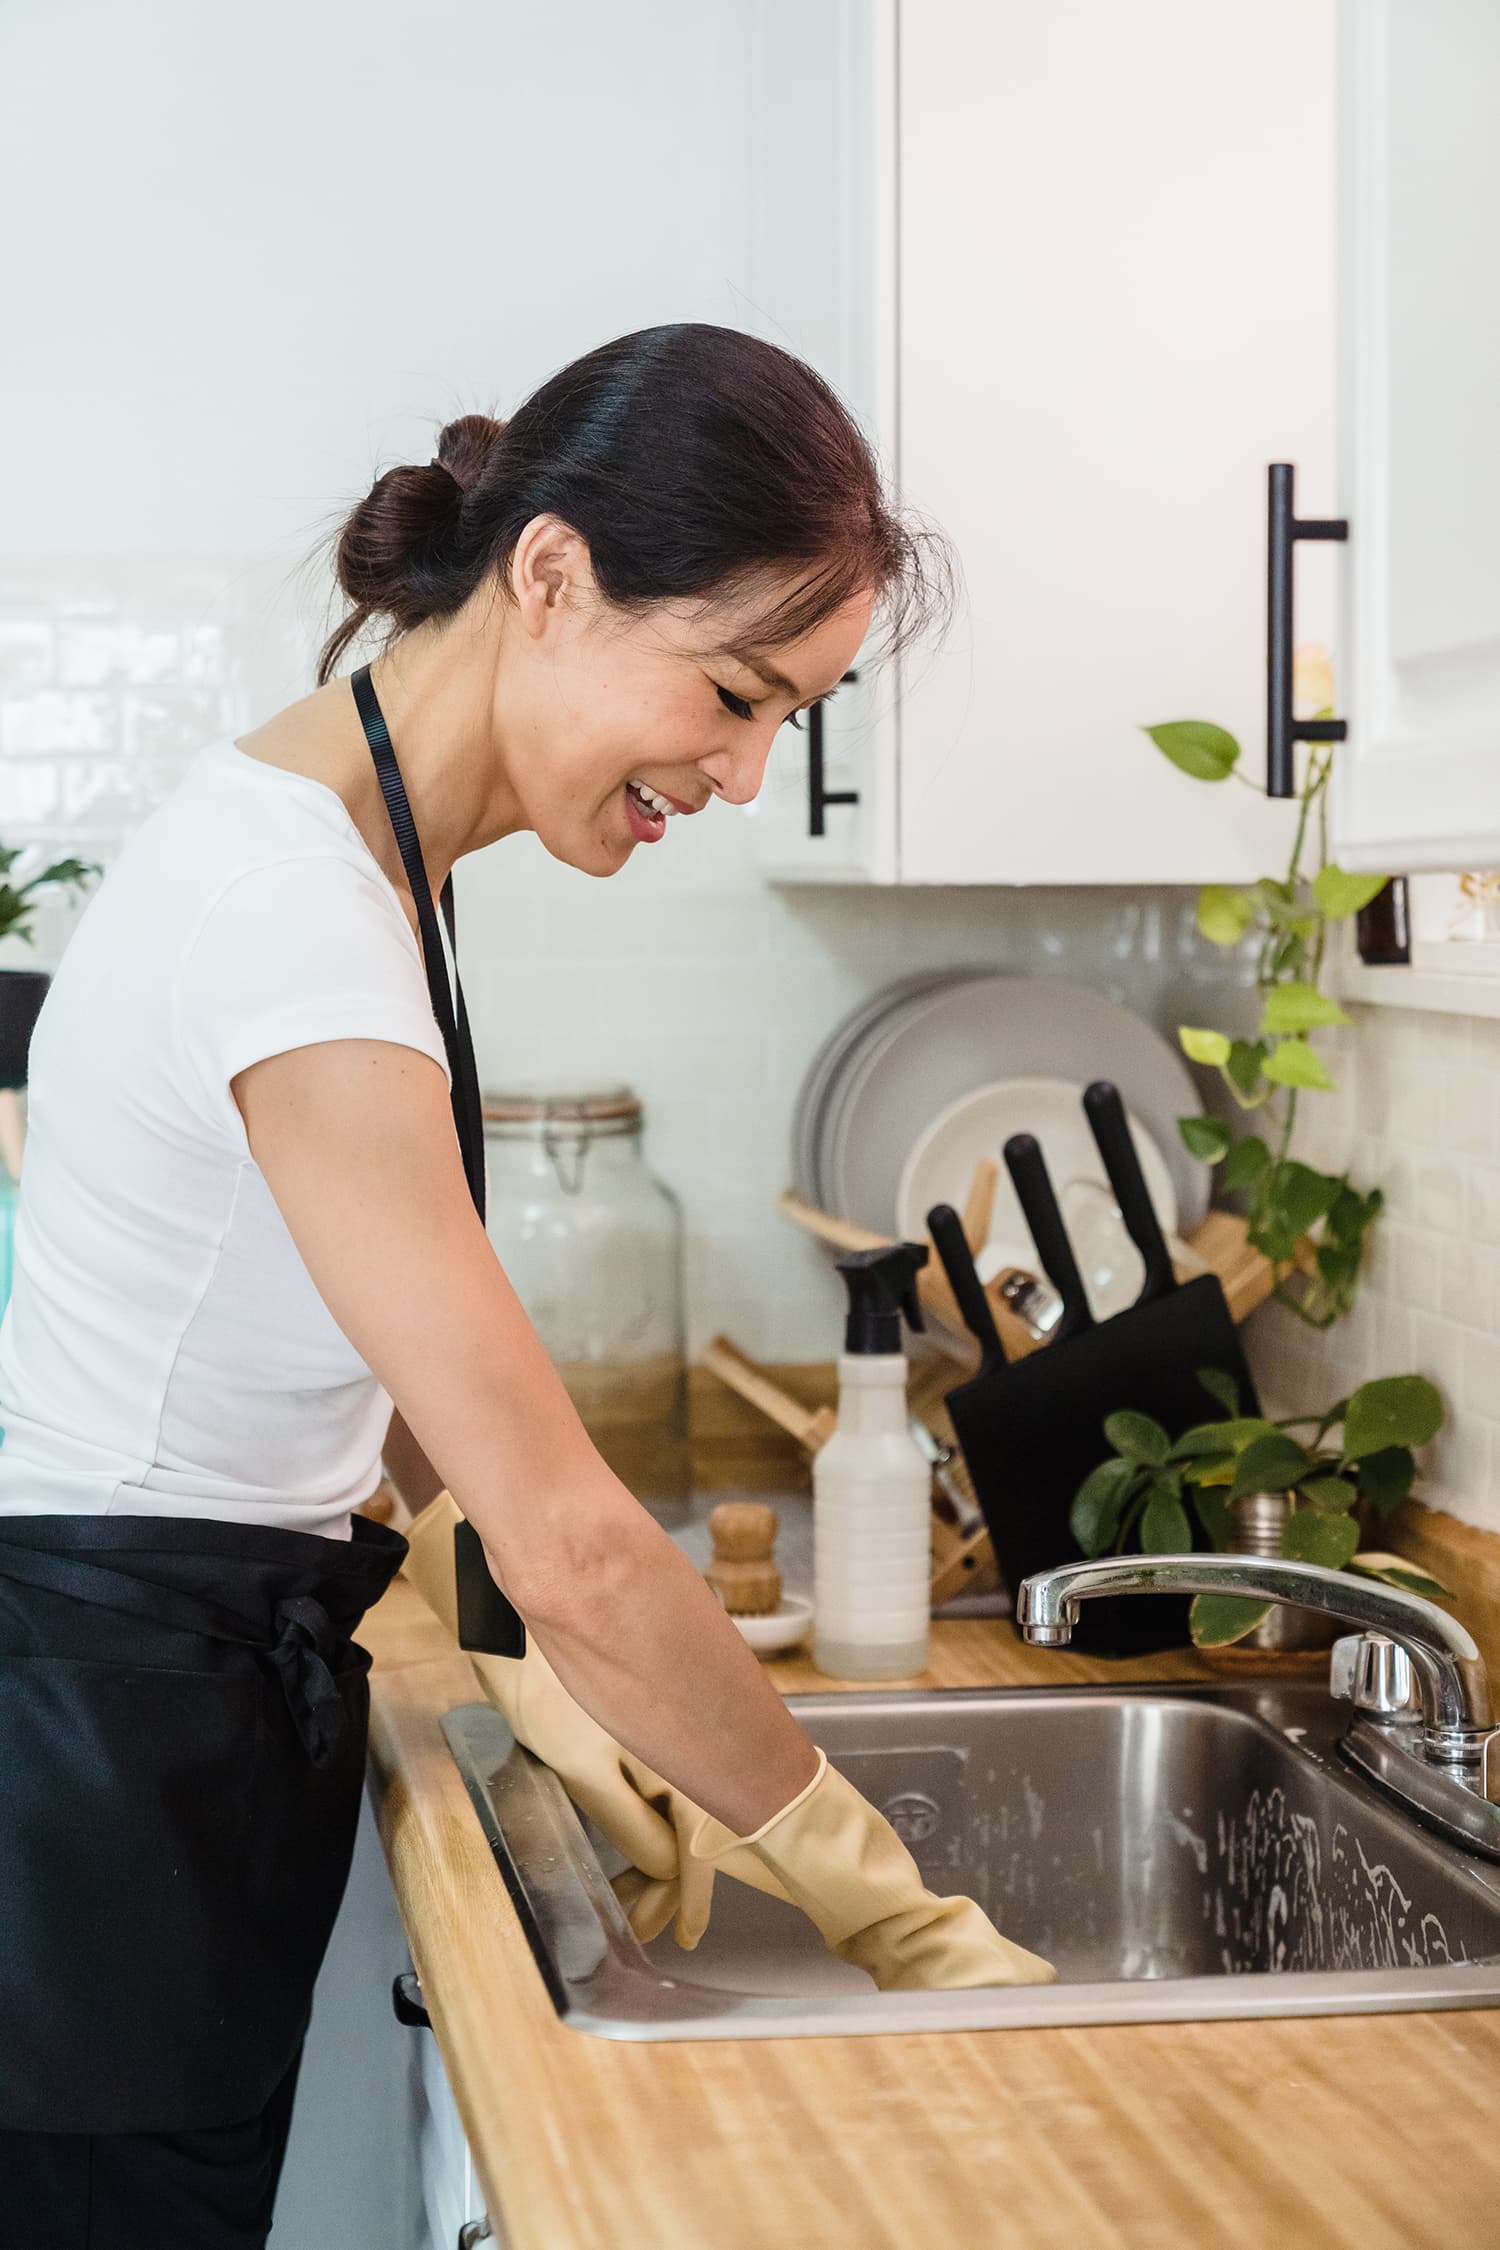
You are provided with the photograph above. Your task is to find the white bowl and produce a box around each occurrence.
[730,1594,814,1657]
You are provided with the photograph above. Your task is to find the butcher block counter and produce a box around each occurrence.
[363,1500,1500,2250]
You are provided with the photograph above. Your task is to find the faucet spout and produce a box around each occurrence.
[1017,1553,1491,1759]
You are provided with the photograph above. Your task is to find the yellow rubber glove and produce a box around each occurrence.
[684,1748,1058,1991]
[400,1491,788,1947]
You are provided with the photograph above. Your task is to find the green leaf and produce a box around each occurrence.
[1170,1417,1275,1459]
[1254,878,1308,931]
[1178,1113,1231,1162]
[1190,1594,1274,1648]
[1262,1038,1336,1092]
[1350,1445,1417,1519]
[1183,1455,1237,1487]
[1260,981,1352,1036]
[1313,866,1391,920]
[1220,1134,1271,1191]
[1297,1474,1359,1514]
[1197,1367,1243,1418]
[1197,885,1256,945]
[1071,1457,1140,1557]
[1144,720,1241,783]
[1342,1377,1444,1459]
[1274,1161,1342,1237]
[1348,1552,1451,1598]
[1224,1043,1269,1103]
[1192,1486,1233,1552]
[1141,1484,1192,1553]
[1103,1410,1171,1466]
[1249,1159,1343,1267]
[1179,1026,1232,1068]
[1280,1507,1361,1570]
[1230,1431,1315,1501]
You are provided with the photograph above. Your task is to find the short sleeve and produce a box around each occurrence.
[173,853,453,1143]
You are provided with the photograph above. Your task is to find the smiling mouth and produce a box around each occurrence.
[626,778,680,820]
[623,777,706,840]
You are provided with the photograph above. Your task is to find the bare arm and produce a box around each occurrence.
[232,1037,819,1832]
[381,1400,445,1516]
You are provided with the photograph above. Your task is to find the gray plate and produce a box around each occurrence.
[791,967,992,1207]
[827,972,1209,1241]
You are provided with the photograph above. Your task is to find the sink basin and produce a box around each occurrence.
[441,1679,1500,2039]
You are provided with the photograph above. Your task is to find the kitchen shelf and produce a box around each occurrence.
[1339,959,1500,1022]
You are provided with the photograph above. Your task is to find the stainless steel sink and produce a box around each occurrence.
[442,1678,1500,2040]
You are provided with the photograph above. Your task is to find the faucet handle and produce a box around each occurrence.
[1330,1632,1417,1719]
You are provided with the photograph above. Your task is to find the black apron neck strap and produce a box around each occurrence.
[350,663,487,1222]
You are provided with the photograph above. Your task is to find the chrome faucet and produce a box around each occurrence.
[1017,1552,1500,1858]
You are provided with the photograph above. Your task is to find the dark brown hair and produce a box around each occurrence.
[314,322,952,686]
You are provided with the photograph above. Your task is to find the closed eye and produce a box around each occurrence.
[716,683,832,733]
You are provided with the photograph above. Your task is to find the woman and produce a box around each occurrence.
[0,323,1051,2250]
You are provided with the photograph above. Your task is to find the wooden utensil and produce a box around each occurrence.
[778,1181,1305,1336]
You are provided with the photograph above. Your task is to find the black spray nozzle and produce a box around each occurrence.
[834,1241,929,1354]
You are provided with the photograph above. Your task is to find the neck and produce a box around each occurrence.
[356,620,526,889]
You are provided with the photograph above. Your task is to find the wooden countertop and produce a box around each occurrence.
[365,1575,1500,2250]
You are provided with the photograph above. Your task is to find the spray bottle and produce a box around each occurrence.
[813,1241,932,1681]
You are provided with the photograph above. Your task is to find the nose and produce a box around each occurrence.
[704,728,777,809]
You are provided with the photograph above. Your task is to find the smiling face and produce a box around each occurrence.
[490,515,876,876]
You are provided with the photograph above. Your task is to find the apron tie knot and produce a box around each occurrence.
[268,1595,346,1766]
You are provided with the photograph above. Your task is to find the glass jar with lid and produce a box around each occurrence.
[480,1084,690,1523]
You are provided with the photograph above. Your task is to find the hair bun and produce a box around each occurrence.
[334,459,464,619]
[435,412,507,496]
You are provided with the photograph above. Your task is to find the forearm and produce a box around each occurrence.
[512,1487,822,1835]
[234,1039,807,1818]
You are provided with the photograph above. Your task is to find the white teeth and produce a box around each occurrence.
[628,779,677,818]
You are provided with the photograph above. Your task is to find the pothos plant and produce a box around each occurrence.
[1145,648,1390,1328]
[1071,1366,1450,1648]
[0,842,100,948]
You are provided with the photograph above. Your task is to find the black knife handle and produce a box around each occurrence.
[926,1203,1007,1368]
[1082,1080,1176,1305]
[1003,1133,1093,1341]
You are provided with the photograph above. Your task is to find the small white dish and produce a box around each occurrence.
[730,1594,814,1657]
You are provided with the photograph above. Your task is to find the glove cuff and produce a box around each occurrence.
[684,1745,828,1861]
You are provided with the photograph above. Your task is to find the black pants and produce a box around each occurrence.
[0,2041,304,2250]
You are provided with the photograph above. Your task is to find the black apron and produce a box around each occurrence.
[0,666,514,2135]
[0,1513,404,2134]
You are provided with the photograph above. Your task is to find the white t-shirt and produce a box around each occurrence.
[0,737,456,1538]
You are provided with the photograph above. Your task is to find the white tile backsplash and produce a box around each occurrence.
[1247,1000,1500,1532]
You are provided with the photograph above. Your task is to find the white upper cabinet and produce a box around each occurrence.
[1333,0,1500,874]
[756,0,1339,885]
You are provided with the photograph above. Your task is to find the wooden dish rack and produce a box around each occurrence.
[704,1163,1304,1611]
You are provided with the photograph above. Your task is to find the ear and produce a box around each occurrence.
[510,513,594,637]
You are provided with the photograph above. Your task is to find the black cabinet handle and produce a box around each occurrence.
[807,669,861,836]
[391,1970,431,2029]
[1266,462,1348,797]
[458,2222,493,2247]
